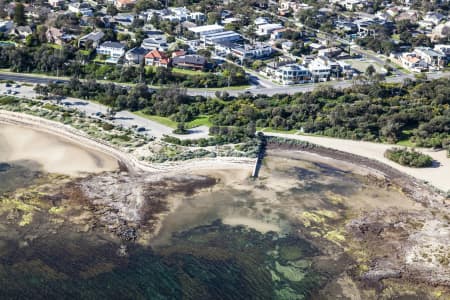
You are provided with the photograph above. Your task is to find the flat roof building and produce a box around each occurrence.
[189,24,224,37]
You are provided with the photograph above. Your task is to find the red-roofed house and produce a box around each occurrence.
[145,49,170,68]
[115,0,136,10]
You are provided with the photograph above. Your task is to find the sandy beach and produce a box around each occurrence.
[267,132,450,192]
[0,124,119,176]
[0,110,255,175]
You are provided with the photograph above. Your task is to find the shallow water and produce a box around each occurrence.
[0,127,421,299]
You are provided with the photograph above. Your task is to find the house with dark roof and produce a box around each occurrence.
[144,49,170,68]
[172,54,206,70]
[125,47,149,65]
[78,31,105,48]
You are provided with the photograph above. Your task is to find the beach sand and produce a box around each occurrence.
[0,124,118,176]
[268,133,450,192]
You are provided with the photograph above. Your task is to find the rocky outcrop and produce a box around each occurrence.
[77,172,217,241]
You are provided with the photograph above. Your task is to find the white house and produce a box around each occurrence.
[414,47,446,69]
[423,12,445,26]
[141,36,168,51]
[97,41,126,63]
[189,24,224,37]
[68,2,93,16]
[204,31,241,45]
[256,23,284,36]
[400,52,428,72]
[308,58,332,82]
[273,64,311,85]
[435,44,450,58]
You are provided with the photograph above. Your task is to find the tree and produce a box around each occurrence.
[13,2,26,26]
[365,64,376,77]
[207,12,220,25]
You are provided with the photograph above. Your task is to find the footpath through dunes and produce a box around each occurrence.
[0,110,255,175]
[266,132,450,193]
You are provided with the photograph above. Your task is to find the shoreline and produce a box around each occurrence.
[266,132,450,192]
[0,110,446,204]
[0,110,255,176]
[267,142,446,205]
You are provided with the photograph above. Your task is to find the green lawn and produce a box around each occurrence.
[172,68,209,76]
[396,139,416,147]
[133,111,212,129]
[133,111,177,128]
[186,115,212,128]
[260,127,299,134]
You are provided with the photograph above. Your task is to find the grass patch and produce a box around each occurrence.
[172,68,209,76]
[133,111,177,128]
[396,139,415,147]
[260,127,298,134]
[134,111,211,129]
[186,115,212,128]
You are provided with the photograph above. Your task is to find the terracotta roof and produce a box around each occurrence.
[145,49,168,59]
[145,49,170,64]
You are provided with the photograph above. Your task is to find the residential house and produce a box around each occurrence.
[0,20,13,34]
[270,28,287,40]
[114,14,134,26]
[278,1,312,15]
[256,23,284,36]
[273,64,311,85]
[308,57,332,82]
[125,47,149,64]
[141,36,168,51]
[434,44,450,59]
[13,26,32,38]
[395,10,419,23]
[189,24,224,37]
[160,7,205,23]
[204,31,241,45]
[78,31,105,48]
[281,41,294,51]
[145,49,170,68]
[226,43,273,60]
[414,47,446,69]
[97,41,126,62]
[254,17,269,26]
[400,52,428,72]
[48,0,65,7]
[329,0,365,11]
[46,27,64,45]
[423,12,445,26]
[172,54,206,70]
[68,2,93,16]
[115,0,136,10]
[431,21,450,42]
[318,47,342,58]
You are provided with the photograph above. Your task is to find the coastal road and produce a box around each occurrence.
[3,71,450,97]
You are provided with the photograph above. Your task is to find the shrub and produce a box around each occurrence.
[384,148,433,168]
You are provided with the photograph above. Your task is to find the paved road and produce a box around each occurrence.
[2,70,450,98]
[0,83,210,140]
